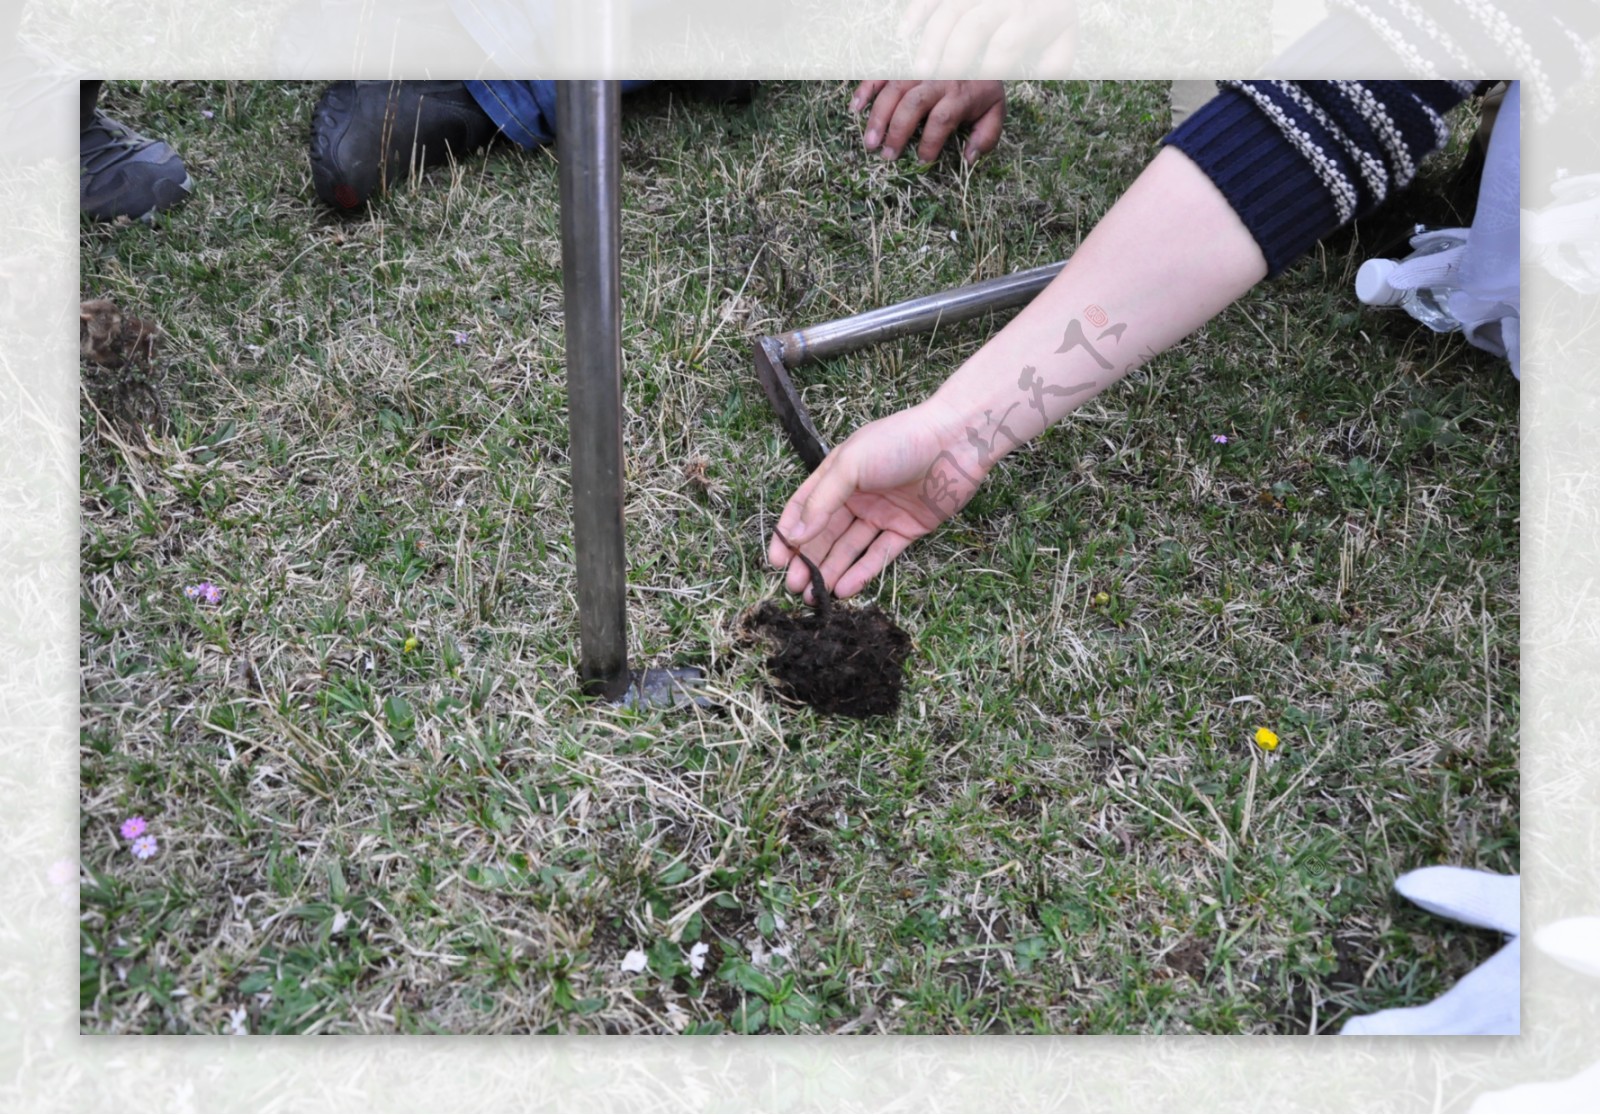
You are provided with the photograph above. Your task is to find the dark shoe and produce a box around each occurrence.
[309,80,500,211]
[80,110,193,222]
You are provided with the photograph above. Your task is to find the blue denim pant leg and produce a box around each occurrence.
[464,81,654,149]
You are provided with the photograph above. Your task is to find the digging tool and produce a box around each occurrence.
[753,260,1067,468]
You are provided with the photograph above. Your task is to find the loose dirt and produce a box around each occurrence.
[738,537,911,718]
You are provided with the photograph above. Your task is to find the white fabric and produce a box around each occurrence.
[1468,916,1600,1112]
[1356,83,1522,377]
[1470,1061,1600,1115]
[1527,172,1600,294]
[1395,864,1521,935]
[1341,937,1519,1036]
[1534,916,1600,979]
[1339,867,1520,1036]
[1448,81,1521,377]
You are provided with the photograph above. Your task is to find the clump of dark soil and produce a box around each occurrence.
[738,542,911,719]
[79,298,167,430]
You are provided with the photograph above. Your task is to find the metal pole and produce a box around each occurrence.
[777,260,1067,367]
[558,81,631,701]
[556,0,630,72]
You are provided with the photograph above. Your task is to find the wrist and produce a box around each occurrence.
[924,375,1035,472]
[918,394,970,454]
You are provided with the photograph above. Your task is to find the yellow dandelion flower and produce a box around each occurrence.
[403,635,420,654]
[1254,726,1279,751]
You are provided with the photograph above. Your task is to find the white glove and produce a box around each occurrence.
[1527,173,1600,294]
[1340,867,1520,1036]
[1469,917,1600,1113]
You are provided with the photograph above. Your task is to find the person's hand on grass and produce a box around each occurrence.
[769,398,984,601]
[898,0,1078,76]
[849,80,1005,164]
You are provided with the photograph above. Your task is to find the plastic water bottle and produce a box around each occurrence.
[1355,226,1470,333]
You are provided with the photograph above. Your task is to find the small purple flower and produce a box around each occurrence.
[1212,434,1230,445]
[185,581,223,605]
[202,109,215,119]
[452,330,471,347]
[130,835,159,860]
[120,816,147,840]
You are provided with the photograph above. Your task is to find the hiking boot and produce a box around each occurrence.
[80,110,193,222]
[308,80,500,211]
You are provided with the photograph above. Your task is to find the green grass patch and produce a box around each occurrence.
[79,79,1516,1035]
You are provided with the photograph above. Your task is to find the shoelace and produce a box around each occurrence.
[80,113,156,174]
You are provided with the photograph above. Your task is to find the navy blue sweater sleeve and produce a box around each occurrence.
[1161,80,1472,277]
[1325,0,1599,121]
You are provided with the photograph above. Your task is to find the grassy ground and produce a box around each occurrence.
[79,79,1518,1036]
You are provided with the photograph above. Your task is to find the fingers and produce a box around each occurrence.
[783,502,856,597]
[929,3,1007,75]
[769,462,829,567]
[835,530,916,599]
[861,80,914,154]
[963,98,1004,162]
[910,83,1004,163]
[912,0,969,73]
[785,553,814,598]
[850,79,886,114]
[898,0,945,39]
[977,15,1031,74]
[912,96,966,164]
[861,80,1006,165]
[770,437,861,573]
[780,450,862,545]
[816,517,883,597]
[880,83,943,162]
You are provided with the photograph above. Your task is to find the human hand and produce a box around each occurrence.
[849,80,1005,164]
[768,399,980,601]
[899,0,1078,77]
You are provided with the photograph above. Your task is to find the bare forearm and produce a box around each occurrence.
[921,147,1268,490]
[771,146,1271,598]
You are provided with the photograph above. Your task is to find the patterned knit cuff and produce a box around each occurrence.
[1325,0,1598,121]
[1161,87,1341,279]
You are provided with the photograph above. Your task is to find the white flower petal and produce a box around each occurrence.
[620,949,649,973]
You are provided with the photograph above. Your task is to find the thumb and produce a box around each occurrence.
[778,451,859,543]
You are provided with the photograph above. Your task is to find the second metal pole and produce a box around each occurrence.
[558,81,630,701]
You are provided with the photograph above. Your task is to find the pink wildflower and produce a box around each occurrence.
[120,816,147,840]
[185,582,223,605]
[1212,434,1229,444]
